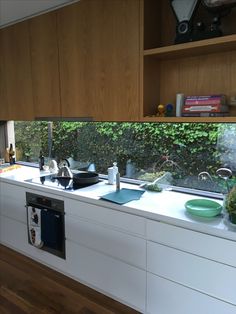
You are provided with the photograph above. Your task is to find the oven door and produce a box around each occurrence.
[40,208,64,251]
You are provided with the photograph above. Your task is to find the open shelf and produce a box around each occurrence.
[141,0,236,122]
[144,34,236,60]
[141,116,236,123]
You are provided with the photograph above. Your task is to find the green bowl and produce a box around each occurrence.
[185,199,222,217]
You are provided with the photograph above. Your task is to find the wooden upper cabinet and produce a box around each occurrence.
[29,12,61,118]
[57,0,141,121]
[0,29,9,120]
[0,21,34,120]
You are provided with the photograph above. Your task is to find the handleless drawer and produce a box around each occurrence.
[0,182,26,223]
[66,241,146,312]
[147,241,236,305]
[147,272,236,314]
[65,199,146,237]
[147,219,236,267]
[66,215,146,269]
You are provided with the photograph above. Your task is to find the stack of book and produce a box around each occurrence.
[182,94,229,117]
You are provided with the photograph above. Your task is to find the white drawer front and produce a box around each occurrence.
[147,219,236,267]
[0,215,67,272]
[66,240,146,312]
[0,214,28,248]
[65,199,146,236]
[147,273,236,314]
[66,215,146,269]
[147,241,236,305]
[0,182,26,222]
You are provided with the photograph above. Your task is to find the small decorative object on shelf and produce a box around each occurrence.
[157,104,165,117]
[165,104,174,117]
[165,103,174,117]
[229,96,236,106]
[176,93,184,117]
[225,185,236,224]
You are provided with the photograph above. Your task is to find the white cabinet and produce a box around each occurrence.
[0,181,28,247]
[146,219,236,313]
[66,215,146,269]
[0,182,26,223]
[147,219,236,267]
[65,198,146,312]
[147,241,236,305]
[66,241,146,312]
[0,183,66,272]
[147,273,236,314]
[2,180,236,314]
[0,214,27,250]
[0,214,67,272]
[65,198,146,236]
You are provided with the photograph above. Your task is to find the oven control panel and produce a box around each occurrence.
[26,192,64,212]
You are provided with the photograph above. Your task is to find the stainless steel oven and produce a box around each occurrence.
[26,192,65,259]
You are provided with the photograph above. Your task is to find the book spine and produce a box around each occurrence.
[182,104,229,113]
[185,94,225,100]
[182,112,230,117]
[185,99,224,105]
[185,95,226,105]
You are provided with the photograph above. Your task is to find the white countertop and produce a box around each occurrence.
[1,164,236,241]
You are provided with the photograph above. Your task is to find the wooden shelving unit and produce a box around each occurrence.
[141,0,236,123]
[141,116,236,123]
[144,34,236,60]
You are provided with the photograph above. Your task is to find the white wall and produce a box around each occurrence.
[0,0,79,28]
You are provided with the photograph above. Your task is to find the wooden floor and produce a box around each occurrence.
[0,244,140,314]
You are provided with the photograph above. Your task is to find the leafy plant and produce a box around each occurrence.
[225,186,236,214]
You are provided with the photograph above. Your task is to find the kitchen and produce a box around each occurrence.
[1,1,236,314]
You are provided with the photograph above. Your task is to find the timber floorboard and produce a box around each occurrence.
[0,244,140,314]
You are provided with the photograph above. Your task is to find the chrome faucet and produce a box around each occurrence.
[198,171,213,182]
[216,167,232,193]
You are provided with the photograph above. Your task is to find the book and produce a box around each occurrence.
[185,94,225,99]
[185,94,226,105]
[182,112,230,117]
[182,104,229,113]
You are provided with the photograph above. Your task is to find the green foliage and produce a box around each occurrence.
[143,183,162,192]
[14,121,48,161]
[15,121,224,179]
[226,186,236,214]
[51,121,82,160]
[138,171,165,182]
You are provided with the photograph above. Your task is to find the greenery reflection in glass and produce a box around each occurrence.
[14,122,236,194]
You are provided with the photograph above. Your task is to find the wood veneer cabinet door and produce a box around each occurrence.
[0,29,9,120]
[0,21,34,120]
[57,0,140,121]
[29,12,61,118]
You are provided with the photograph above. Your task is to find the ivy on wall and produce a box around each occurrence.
[15,121,232,179]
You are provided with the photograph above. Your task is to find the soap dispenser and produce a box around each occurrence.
[112,162,118,180]
[107,162,118,185]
